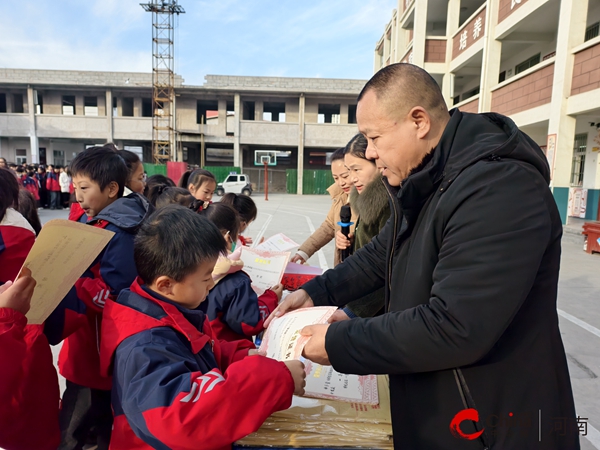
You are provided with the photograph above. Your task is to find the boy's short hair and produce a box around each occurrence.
[134,205,226,283]
[69,145,128,197]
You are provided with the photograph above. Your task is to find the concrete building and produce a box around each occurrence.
[374,0,600,223]
[0,69,365,193]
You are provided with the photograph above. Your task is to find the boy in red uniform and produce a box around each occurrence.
[52,146,153,450]
[100,205,305,449]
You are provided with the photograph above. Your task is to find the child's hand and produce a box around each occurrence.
[290,254,306,264]
[270,284,284,301]
[335,230,353,250]
[0,268,36,315]
[284,360,306,396]
[242,235,253,245]
[248,349,266,357]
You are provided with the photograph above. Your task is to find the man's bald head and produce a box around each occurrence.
[358,63,449,122]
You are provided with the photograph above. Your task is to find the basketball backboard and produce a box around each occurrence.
[254,150,277,166]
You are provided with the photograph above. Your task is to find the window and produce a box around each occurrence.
[36,93,43,114]
[62,95,76,115]
[498,71,506,83]
[16,149,27,165]
[226,175,238,182]
[453,95,461,105]
[585,22,599,42]
[242,101,255,120]
[318,104,341,124]
[197,100,218,124]
[84,96,98,116]
[570,133,587,187]
[263,102,285,122]
[13,94,24,113]
[515,53,541,75]
[0,93,6,113]
[53,150,65,166]
[348,104,357,124]
[112,97,118,116]
[122,97,134,117]
[462,86,480,101]
[142,98,152,117]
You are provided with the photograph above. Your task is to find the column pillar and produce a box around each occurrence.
[297,94,305,195]
[27,86,39,164]
[233,93,241,169]
[479,0,502,112]
[106,89,113,144]
[548,0,589,224]
[412,0,428,66]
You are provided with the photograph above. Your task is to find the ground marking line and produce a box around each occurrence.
[251,213,273,249]
[558,309,600,340]
[276,209,329,271]
[584,422,600,449]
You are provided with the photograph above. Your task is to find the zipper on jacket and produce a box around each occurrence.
[383,181,398,313]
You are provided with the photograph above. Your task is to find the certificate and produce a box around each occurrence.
[239,247,290,295]
[255,233,299,252]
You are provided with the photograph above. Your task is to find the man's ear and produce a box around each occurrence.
[410,106,431,139]
[107,181,121,199]
[154,276,175,297]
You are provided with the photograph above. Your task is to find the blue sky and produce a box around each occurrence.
[0,0,396,85]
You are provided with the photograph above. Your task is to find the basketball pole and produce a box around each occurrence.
[263,161,269,201]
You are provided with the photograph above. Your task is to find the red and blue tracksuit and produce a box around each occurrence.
[46,194,153,390]
[19,174,40,201]
[0,209,60,450]
[99,279,295,450]
[205,271,278,342]
[45,171,61,192]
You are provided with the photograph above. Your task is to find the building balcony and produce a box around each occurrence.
[455,94,480,114]
[425,38,447,64]
[240,121,299,147]
[0,113,31,137]
[490,57,555,117]
[35,114,108,139]
[450,3,487,70]
[304,123,358,148]
[113,117,152,141]
[568,37,600,116]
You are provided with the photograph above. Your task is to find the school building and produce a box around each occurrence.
[0,69,365,193]
[374,0,600,223]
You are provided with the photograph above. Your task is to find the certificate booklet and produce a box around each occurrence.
[255,233,299,252]
[260,307,379,404]
[239,247,290,295]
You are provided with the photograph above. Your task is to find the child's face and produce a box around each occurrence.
[152,258,217,309]
[72,174,120,218]
[239,220,252,233]
[128,162,146,194]
[190,180,216,202]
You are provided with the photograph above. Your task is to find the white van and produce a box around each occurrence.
[216,173,252,196]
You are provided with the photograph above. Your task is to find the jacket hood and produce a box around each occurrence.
[92,193,154,231]
[350,174,390,226]
[99,278,211,377]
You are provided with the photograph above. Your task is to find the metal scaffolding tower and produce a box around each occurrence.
[140,0,185,164]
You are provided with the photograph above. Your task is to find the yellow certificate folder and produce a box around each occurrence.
[22,219,114,324]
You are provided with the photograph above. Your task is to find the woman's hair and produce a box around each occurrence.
[144,174,176,204]
[155,187,195,209]
[330,147,346,163]
[0,168,20,221]
[180,169,216,190]
[220,193,257,224]
[199,203,240,242]
[17,189,42,235]
[119,150,142,183]
[344,133,371,162]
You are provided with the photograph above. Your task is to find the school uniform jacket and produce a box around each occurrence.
[99,279,295,450]
[20,174,40,201]
[205,271,279,342]
[45,171,61,192]
[0,208,36,285]
[51,193,153,390]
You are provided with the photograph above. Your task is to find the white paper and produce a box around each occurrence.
[239,247,290,295]
[255,233,299,252]
[260,307,379,404]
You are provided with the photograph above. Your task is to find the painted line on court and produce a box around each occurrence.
[558,309,600,340]
[251,213,273,248]
[278,209,329,271]
[584,423,600,449]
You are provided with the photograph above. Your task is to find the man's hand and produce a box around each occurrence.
[328,309,351,323]
[301,324,331,365]
[283,360,306,396]
[290,254,306,264]
[0,268,36,315]
[264,289,314,328]
[270,284,284,301]
[335,230,353,250]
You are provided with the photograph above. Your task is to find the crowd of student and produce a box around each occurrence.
[0,131,381,450]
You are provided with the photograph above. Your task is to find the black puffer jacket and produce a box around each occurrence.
[303,110,578,449]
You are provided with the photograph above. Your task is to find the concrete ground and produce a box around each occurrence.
[39,194,600,449]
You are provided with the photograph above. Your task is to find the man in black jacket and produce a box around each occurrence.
[268,64,579,449]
